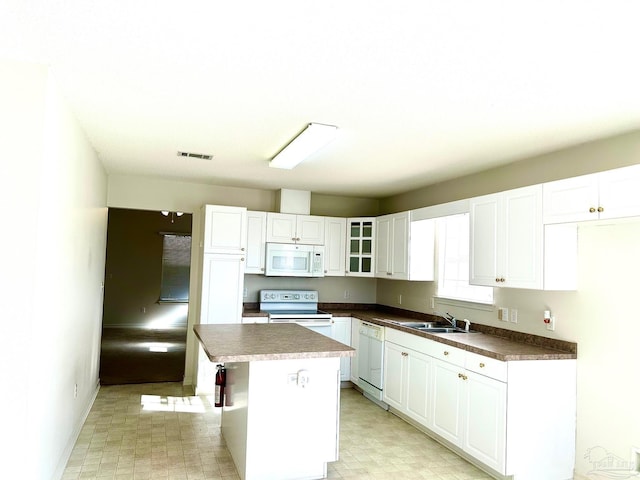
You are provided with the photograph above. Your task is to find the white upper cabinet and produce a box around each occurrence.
[266,213,325,245]
[470,185,543,289]
[245,211,267,274]
[323,217,346,276]
[543,164,640,223]
[346,217,376,277]
[375,212,409,279]
[376,211,435,281]
[202,205,248,254]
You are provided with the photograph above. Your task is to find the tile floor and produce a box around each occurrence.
[63,383,492,480]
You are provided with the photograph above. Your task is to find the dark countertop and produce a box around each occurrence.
[194,323,355,363]
[242,304,577,362]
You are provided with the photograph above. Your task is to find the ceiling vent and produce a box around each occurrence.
[177,151,213,160]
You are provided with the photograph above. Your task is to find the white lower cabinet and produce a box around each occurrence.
[382,328,576,479]
[383,340,431,426]
[331,317,352,381]
[463,370,506,472]
[349,318,360,384]
[431,356,506,473]
[304,317,352,381]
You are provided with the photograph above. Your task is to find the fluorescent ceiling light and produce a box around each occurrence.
[270,123,338,169]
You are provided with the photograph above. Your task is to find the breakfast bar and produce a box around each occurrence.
[193,323,355,480]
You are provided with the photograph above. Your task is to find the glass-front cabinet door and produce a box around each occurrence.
[346,217,375,277]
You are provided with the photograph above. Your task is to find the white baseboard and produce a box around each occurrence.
[53,381,100,480]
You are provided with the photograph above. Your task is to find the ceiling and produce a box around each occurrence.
[2,1,640,198]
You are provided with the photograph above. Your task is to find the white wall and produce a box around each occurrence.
[0,60,108,479]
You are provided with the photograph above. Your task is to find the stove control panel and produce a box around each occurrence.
[260,290,318,303]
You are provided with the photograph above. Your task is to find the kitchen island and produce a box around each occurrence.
[193,323,355,480]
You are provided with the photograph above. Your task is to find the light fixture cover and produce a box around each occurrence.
[270,123,338,169]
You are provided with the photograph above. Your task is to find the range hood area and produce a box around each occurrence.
[276,188,311,215]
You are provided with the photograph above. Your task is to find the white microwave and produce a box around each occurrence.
[265,243,324,277]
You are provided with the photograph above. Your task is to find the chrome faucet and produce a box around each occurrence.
[435,312,457,329]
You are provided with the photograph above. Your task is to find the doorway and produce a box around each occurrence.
[100,208,192,385]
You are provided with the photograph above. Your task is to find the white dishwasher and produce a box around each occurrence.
[358,322,386,406]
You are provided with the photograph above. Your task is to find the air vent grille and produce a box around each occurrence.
[177,151,213,160]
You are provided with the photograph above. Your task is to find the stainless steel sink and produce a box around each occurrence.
[373,318,478,333]
[383,319,438,328]
[411,326,478,334]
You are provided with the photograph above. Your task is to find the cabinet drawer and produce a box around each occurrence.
[465,352,507,382]
[430,343,465,367]
[385,327,435,354]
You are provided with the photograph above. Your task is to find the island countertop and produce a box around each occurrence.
[194,323,355,363]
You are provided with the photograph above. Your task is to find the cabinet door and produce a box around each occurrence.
[346,218,375,277]
[430,358,464,446]
[324,217,346,276]
[331,317,351,380]
[469,193,500,287]
[470,186,542,289]
[383,342,406,410]
[543,173,599,224]
[390,213,409,279]
[502,185,542,289]
[405,349,431,426]
[463,372,507,474]
[266,213,297,243]
[375,215,391,277]
[297,215,325,245]
[200,253,245,324]
[598,164,640,220]
[245,211,267,274]
[202,205,247,254]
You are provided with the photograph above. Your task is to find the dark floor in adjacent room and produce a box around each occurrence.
[99,327,187,385]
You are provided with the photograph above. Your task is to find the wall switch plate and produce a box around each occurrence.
[398,294,402,305]
[430,297,435,309]
[498,307,509,321]
[510,309,518,323]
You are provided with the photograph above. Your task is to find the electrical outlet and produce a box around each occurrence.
[398,294,402,305]
[297,370,310,388]
[546,315,556,331]
[343,290,350,299]
[430,297,435,309]
[498,307,509,321]
[510,309,518,323]
[74,384,78,398]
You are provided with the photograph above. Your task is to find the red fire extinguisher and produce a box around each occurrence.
[215,364,226,407]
